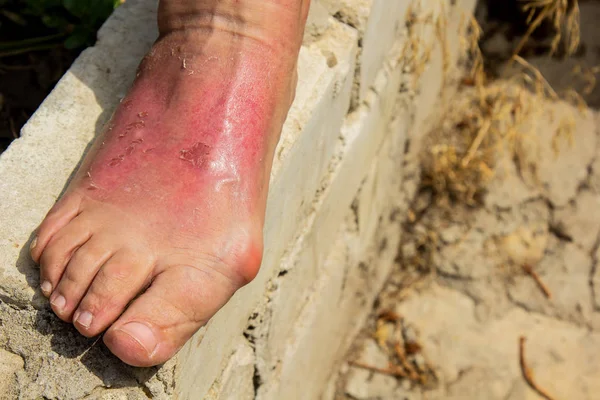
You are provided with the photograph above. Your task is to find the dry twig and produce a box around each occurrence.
[513,55,559,100]
[519,336,556,400]
[394,343,421,382]
[349,361,408,379]
[522,264,552,298]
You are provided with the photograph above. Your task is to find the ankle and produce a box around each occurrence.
[157,0,310,52]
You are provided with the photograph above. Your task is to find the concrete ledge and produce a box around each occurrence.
[0,0,476,398]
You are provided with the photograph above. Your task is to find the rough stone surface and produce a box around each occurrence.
[517,104,597,207]
[326,0,410,105]
[553,190,600,253]
[205,340,256,400]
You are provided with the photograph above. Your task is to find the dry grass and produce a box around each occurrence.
[420,13,582,207]
[421,83,525,205]
[398,2,585,289]
[350,312,437,387]
[513,0,581,57]
[573,63,600,95]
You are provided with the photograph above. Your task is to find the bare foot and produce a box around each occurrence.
[31,0,309,367]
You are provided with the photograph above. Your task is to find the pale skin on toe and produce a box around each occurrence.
[31,0,310,367]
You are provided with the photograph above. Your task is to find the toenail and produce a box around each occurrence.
[30,237,37,251]
[40,281,52,295]
[118,322,157,356]
[51,295,66,311]
[75,311,93,328]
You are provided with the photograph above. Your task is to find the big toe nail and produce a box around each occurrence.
[117,322,158,356]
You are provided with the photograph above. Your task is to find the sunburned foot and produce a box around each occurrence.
[30,0,309,367]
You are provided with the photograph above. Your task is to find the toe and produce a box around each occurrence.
[72,251,154,337]
[49,237,115,321]
[39,214,93,297]
[31,194,82,263]
[104,264,238,367]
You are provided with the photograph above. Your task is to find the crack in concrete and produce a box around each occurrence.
[242,312,264,399]
[588,224,600,312]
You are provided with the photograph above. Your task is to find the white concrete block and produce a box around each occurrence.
[206,340,256,400]
[304,0,332,44]
[310,43,407,265]
[270,231,353,400]
[320,0,410,104]
[360,0,411,102]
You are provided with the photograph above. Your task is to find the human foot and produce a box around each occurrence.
[31,0,309,367]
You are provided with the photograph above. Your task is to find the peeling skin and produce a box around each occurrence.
[109,155,125,167]
[179,142,212,168]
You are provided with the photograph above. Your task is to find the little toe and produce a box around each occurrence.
[49,237,115,321]
[104,264,238,367]
[72,251,154,337]
[39,214,93,296]
[31,194,83,263]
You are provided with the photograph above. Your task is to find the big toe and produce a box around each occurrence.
[103,264,238,366]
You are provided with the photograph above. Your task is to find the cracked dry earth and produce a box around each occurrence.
[333,84,600,400]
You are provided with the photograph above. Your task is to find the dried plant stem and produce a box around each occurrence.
[522,264,552,299]
[394,343,421,382]
[513,5,550,58]
[513,55,559,100]
[519,337,556,400]
[349,361,408,378]
[462,118,492,167]
[513,0,581,58]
